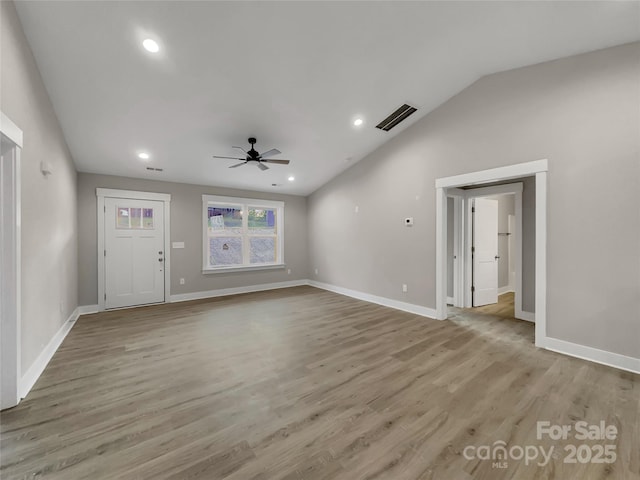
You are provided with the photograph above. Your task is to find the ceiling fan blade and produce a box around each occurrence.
[232,146,248,154]
[229,162,247,168]
[259,148,281,159]
[213,155,245,160]
[263,159,290,165]
[256,162,269,171]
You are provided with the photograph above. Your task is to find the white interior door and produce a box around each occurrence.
[105,198,165,309]
[473,198,499,306]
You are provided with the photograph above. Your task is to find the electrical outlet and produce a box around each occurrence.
[355,205,359,213]
[287,269,291,275]
[402,284,408,293]
[179,278,185,285]
[315,268,319,275]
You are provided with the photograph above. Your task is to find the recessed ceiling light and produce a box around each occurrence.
[142,39,160,53]
[353,118,364,127]
[138,152,150,160]
[288,176,295,182]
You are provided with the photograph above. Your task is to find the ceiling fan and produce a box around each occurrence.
[213,137,290,171]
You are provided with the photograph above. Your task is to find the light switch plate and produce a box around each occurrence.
[172,241,185,249]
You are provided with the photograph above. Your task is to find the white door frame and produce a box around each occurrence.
[446,189,465,307]
[97,188,171,311]
[435,159,548,347]
[1,112,23,409]
[461,183,526,319]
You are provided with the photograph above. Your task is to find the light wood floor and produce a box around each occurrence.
[1,286,638,479]
[466,291,516,319]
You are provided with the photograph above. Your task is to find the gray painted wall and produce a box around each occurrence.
[77,173,308,305]
[308,42,640,358]
[2,1,78,376]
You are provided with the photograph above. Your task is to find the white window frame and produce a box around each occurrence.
[202,195,285,274]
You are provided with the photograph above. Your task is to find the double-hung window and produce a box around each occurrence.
[202,195,284,272]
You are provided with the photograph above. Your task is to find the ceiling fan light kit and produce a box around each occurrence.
[213,137,291,171]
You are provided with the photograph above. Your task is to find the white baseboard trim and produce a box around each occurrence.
[77,304,99,315]
[20,307,79,399]
[308,280,437,319]
[498,286,514,296]
[516,310,535,322]
[446,296,454,305]
[543,336,640,375]
[169,279,309,303]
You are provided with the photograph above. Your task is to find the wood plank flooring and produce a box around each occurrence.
[1,286,638,479]
[466,291,515,319]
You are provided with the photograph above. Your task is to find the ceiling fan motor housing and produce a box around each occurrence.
[247,137,259,158]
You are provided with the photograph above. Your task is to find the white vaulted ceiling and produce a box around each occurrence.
[14,1,640,195]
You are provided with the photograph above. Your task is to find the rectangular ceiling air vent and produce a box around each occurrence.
[375,103,417,132]
[146,167,163,172]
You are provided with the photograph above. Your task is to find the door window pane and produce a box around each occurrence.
[116,207,154,229]
[209,237,243,266]
[250,237,276,264]
[130,208,142,228]
[117,207,130,228]
[142,208,154,229]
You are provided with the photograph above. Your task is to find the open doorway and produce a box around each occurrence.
[447,182,528,319]
[435,160,548,347]
[469,192,517,319]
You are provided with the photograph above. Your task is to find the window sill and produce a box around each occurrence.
[202,264,286,275]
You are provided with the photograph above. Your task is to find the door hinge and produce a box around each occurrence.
[104,293,106,300]
[472,207,475,213]
[471,246,475,253]
[104,205,106,212]
[104,249,106,257]
[471,286,475,292]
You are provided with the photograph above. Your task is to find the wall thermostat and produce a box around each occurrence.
[405,217,414,226]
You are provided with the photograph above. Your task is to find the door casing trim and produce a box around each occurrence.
[0,111,22,409]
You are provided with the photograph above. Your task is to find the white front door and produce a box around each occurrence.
[104,198,165,309]
[473,198,499,306]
